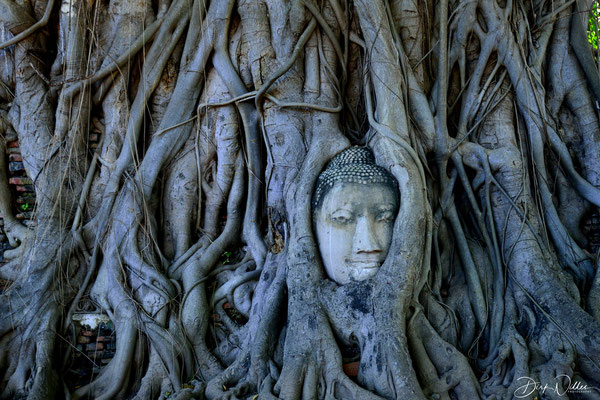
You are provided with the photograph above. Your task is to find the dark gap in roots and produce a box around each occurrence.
[64,313,117,392]
[86,110,104,159]
[0,280,11,292]
[581,209,600,254]
[335,330,361,381]
[475,7,488,34]
[447,62,463,134]
[453,178,481,240]
[151,0,161,19]
[222,303,248,326]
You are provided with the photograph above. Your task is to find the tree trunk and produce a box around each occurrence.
[0,0,599,399]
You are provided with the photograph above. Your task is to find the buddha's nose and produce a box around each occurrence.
[353,216,381,254]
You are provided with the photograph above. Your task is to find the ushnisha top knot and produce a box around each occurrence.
[312,146,399,210]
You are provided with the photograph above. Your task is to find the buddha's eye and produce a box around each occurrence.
[376,211,395,223]
[330,212,353,224]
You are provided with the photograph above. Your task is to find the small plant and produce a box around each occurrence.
[20,203,30,211]
[589,3,600,50]
[221,251,232,264]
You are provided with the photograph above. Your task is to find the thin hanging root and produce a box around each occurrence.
[265,94,342,113]
[199,91,342,113]
[64,18,163,99]
[254,18,317,114]
[85,0,192,240]
[0,0,54,50]
[212,0,266,267]
[303,0,345,76]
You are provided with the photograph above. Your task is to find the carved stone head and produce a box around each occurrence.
[312,147,399,284]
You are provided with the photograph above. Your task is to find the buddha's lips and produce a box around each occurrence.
[347,260,382,269]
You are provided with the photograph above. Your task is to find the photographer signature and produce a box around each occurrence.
[514,375,596,398]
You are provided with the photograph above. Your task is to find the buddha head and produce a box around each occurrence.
[312,147,399,284]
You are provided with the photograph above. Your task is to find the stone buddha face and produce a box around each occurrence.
[313,147,399,284]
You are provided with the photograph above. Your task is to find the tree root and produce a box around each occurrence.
[206,253,286,399]
[408,310,482,399]
[0,0,54,51]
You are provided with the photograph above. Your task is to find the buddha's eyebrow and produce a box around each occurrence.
[330,207,353,214]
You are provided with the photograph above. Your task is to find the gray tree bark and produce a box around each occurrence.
[0,0,599,399]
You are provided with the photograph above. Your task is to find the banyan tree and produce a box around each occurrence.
[0,0,599,398]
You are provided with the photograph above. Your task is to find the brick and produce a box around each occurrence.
[89,133,98,141]
[80,330,94,337]
[77,336,91,344]
[94,342,104,350]
[7,141,18,148]
[16,185,34,192]
[16,195,35,204]
[9,177,32,185]
[343,362,359,378]
[85,343,97,351]
[8,154,22,162]
[92,350,104,358]
[8,162,24,172]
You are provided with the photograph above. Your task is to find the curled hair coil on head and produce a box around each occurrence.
[312,146,399,211]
